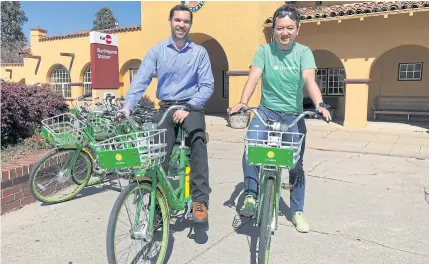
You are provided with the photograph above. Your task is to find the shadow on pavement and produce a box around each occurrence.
[223,182,295,264]
[39,174,124,206]
[161,212,209,263]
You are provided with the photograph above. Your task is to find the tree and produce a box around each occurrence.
[1,1,28,63]
[92,7,119,31]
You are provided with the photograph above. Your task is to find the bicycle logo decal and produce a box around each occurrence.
[115,153,123,161]
[267,151,275,159]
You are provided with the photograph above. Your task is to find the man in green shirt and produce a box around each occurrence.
[229,5,331,233]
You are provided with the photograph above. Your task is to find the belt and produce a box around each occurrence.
[159,99,190,106]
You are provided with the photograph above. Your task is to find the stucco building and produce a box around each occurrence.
[1,1,429,127]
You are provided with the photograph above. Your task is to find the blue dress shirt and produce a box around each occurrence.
[123,37,214,111]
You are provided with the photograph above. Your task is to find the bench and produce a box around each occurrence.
[373,96,429,121]
[303,96,340,118]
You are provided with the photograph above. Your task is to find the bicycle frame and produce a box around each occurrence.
[136,126,191,208]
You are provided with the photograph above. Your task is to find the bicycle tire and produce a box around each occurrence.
[258,177,274,264]
[106,181,170,264]
[29,148,92,204]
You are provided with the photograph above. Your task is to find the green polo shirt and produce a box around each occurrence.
[251,41,317,113]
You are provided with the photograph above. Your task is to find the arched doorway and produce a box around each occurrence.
[189,33,229,114]
[311,50,346,121]
[368,45,429,121]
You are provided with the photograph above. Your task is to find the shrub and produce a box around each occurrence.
[138,95,155,108]
[1,82,69,146]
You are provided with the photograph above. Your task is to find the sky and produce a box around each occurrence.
[20,1,141,44]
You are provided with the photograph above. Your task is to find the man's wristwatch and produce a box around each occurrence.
[316,102,328,109]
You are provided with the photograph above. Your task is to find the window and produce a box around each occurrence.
[50,65,71,98]
[83,65,92,95]
[316,68,345,96]
[398,62,422,81]
[129,68,138,83]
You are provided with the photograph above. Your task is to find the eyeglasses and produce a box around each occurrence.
[274,9,300,22]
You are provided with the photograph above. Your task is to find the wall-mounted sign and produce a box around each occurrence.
[89,31,119,89]
[181,1,205,12]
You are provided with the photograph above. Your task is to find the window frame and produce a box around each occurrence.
[50,65,71,98]
[397,62,423,81]
[83,65,92,95]
[316,67,345,96]
[129,68,139,83]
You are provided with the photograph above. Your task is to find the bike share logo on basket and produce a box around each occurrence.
[267,151,275,159]
[115,153,123,161]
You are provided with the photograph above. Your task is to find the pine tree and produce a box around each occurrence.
[1,1,28,63]
[92,7,119,31]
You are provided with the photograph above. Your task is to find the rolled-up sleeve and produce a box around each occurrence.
[187,47,214,107]
[123,46,158,111]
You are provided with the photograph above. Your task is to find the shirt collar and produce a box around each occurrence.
[167,37,193,51]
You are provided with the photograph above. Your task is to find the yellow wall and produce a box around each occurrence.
[1,28,144,101]
[368,45,429,120]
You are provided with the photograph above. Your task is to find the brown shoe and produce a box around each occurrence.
[192,202,208,223]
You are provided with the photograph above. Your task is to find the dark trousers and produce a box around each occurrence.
[157,105,211,204]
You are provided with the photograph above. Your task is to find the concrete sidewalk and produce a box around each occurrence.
[206,115,429,160]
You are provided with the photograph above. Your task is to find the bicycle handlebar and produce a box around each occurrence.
[232,107,328,131]
[117,104,191,130]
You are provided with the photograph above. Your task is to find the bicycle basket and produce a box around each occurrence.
[86,114,116,141]
[244,130,305,168]
[94,129,167,169]
[41,113,87,147]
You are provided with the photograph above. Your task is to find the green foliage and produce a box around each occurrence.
[92,7,119,31]
[1,82,69,146]
[1,1,28,63]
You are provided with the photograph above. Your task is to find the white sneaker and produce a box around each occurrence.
[291,211,310,233]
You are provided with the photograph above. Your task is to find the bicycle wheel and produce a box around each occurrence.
[29,148,92,204]
[106,181,170,264]
[258,177,275,264]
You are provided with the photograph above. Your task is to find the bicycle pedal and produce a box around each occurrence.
[185,213,193,220]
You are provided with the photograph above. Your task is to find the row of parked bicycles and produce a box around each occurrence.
[29,93,184,263]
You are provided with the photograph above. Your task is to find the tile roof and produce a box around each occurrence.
[39,25,141,42]
[264,1,429,24]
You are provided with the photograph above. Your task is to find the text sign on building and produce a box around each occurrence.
[89,31,119,89]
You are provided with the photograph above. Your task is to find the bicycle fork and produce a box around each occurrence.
[57,147,82,182]
[257,166,281,234]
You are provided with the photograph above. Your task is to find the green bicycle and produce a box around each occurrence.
[28,93,137,204]
[106,105,196,264]
[236,107,327,264]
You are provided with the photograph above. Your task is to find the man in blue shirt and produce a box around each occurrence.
[122,4,214,223]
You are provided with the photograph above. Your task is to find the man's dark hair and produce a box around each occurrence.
[169,4,193,23]
[272,5,301,28]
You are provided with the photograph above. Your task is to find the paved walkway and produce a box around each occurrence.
[2,142,429,264]
[206,115,429,160]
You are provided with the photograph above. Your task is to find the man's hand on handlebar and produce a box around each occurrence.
[173,110,189,124]
[317,106,332,123]
[115,108,130,122]
[228,102,248,114]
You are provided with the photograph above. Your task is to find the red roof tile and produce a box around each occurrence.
[39,25,141,42]
[265,1,429,24]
